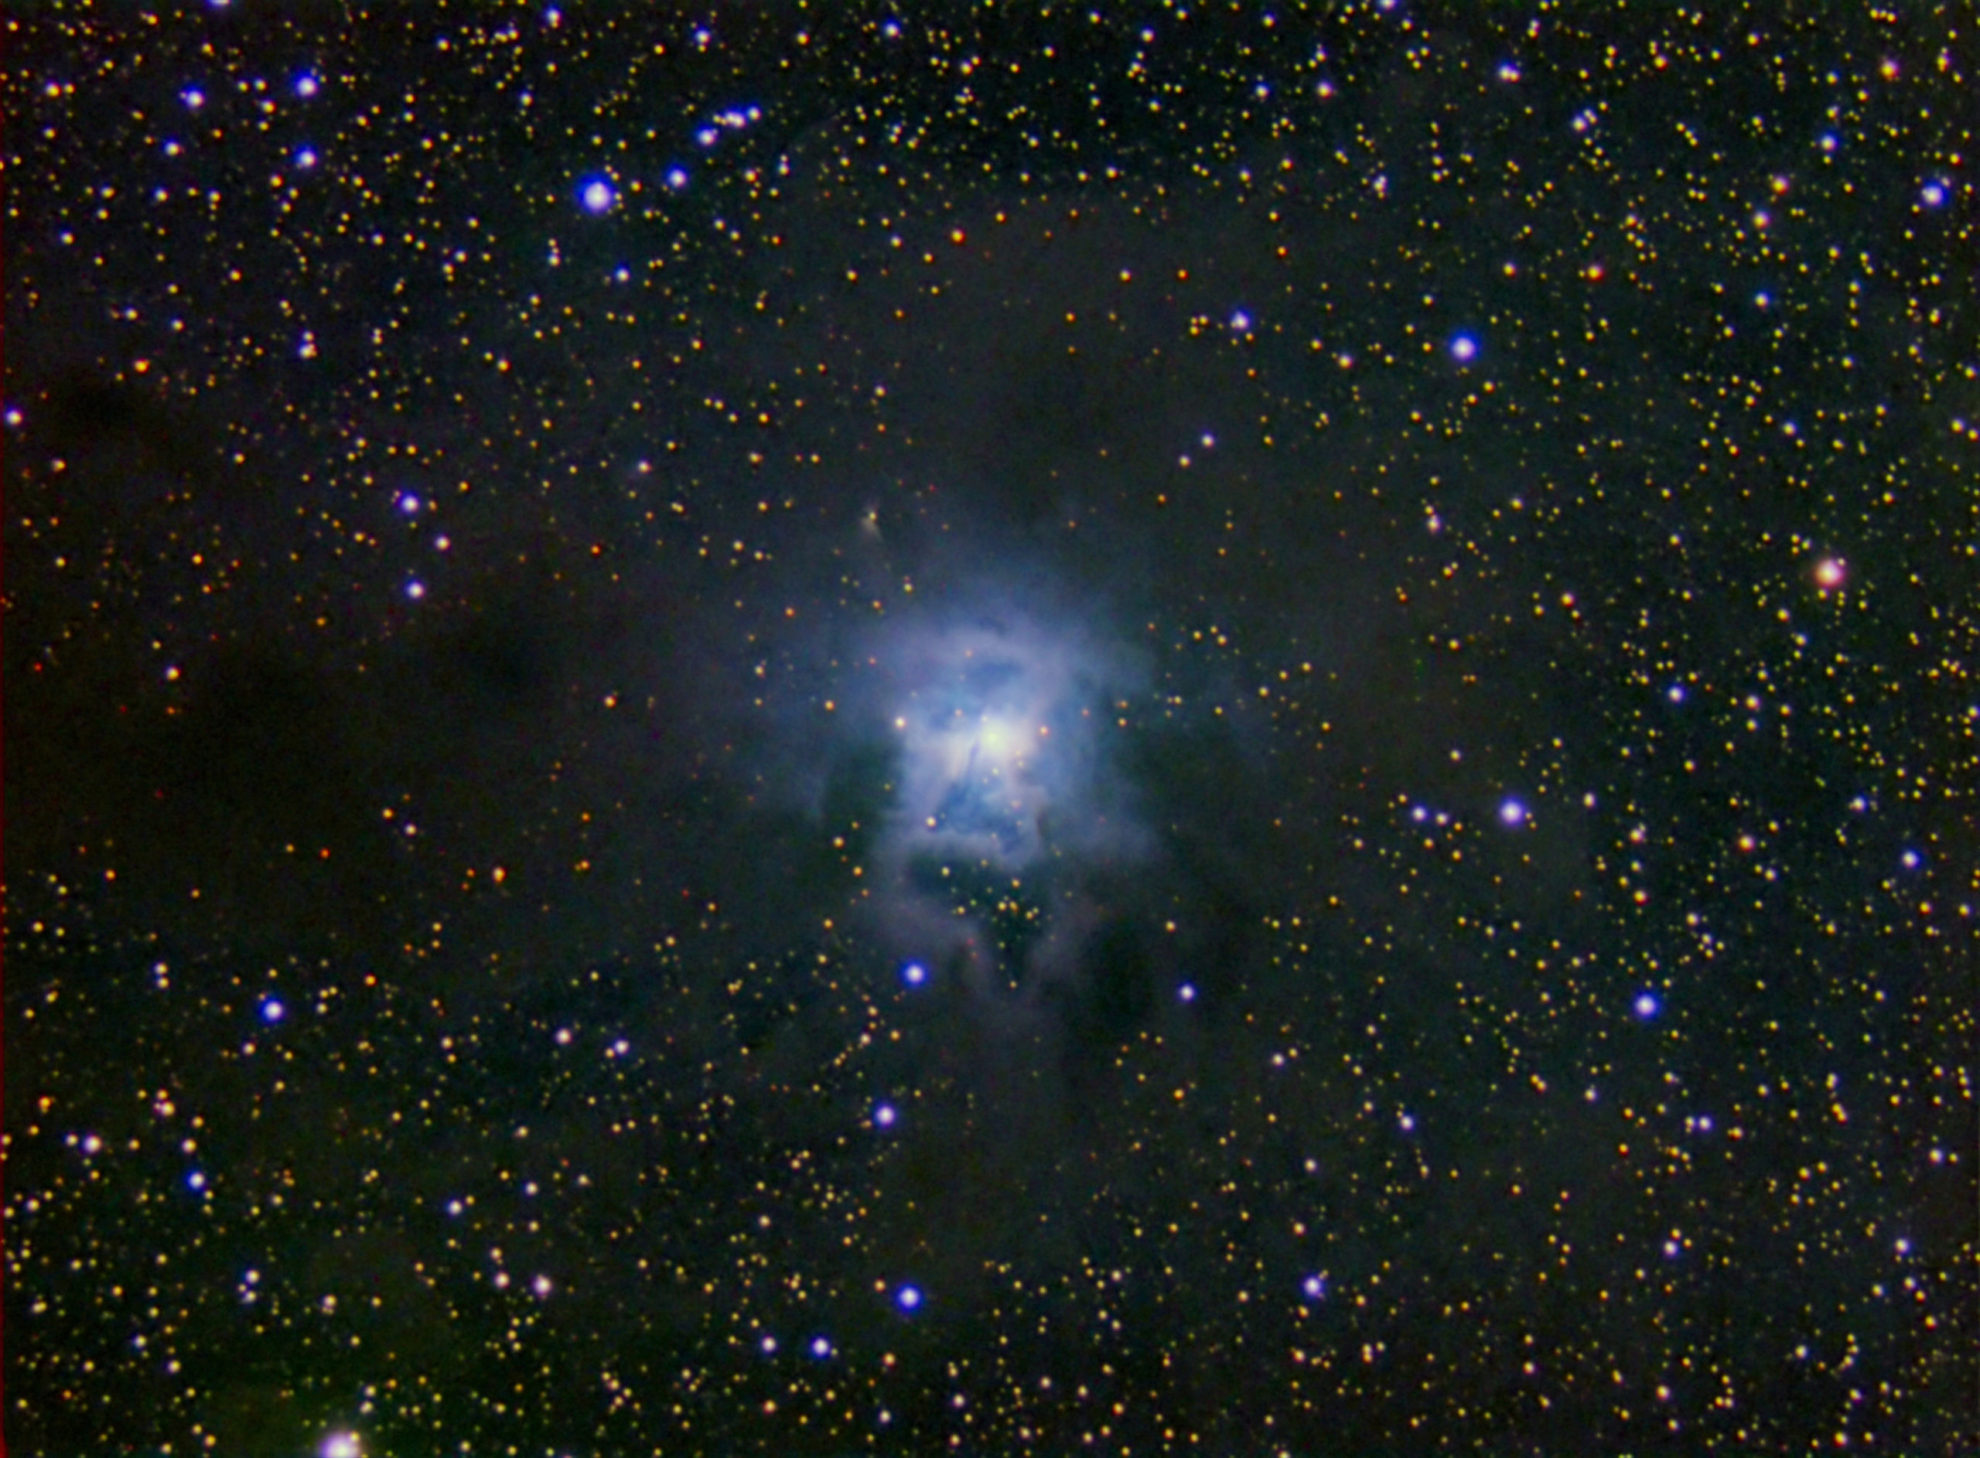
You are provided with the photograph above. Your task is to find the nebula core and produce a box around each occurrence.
[834,583,1159,1014]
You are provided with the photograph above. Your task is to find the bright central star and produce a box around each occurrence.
[950,712,1029,775]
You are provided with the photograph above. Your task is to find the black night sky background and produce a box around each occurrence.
[4,4,1976,1454]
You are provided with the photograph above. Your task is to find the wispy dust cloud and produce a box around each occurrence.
[717,517,1272,1063]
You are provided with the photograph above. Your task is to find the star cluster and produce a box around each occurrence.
[4,5,1974,1456]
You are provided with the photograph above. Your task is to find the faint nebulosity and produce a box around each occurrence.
[4,4,1974,1455]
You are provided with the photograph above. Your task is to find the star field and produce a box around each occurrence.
[4,4,1975,1455]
